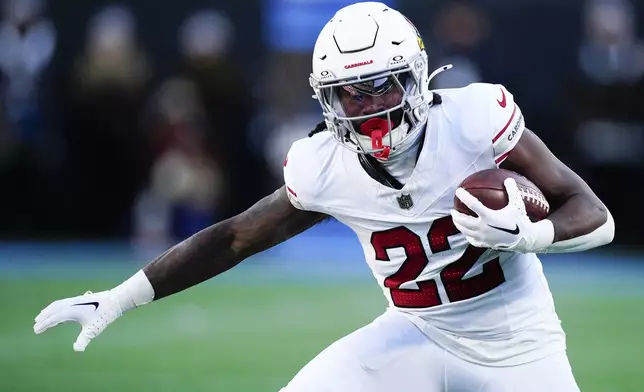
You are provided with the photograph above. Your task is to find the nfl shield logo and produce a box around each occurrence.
[396,194,414,210]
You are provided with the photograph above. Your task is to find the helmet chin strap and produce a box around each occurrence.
[360,118,394,160]
[385,120,424,161]
[371,130,391,160]
[356,118,417,161]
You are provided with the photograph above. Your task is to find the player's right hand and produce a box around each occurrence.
[33,290,124,352]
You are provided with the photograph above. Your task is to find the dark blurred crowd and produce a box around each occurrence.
[0,1,270,246]
[0,0,642,247]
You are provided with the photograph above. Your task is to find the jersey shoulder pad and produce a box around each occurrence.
[440,83,525,165]
[283,131,337,211]
[481,83,525,165]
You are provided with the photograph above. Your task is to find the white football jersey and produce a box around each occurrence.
[283,83,566,366]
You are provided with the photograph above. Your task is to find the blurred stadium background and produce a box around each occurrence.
[0,0,643,391]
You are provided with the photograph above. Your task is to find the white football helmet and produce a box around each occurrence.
[309,2,450,160]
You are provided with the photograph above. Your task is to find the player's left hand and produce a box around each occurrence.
[450,178,537,253]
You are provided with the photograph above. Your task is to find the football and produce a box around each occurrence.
[454,168,550,222]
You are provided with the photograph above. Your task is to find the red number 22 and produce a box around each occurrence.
[370,216,505,308]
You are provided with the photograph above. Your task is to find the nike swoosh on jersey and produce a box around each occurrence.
[488,224,520,235]
[74,301,99,310]
[497,88,507,108]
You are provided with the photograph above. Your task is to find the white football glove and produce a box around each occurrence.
[33,290,123,352]
[33,270,154,352]
[450,177,553,253]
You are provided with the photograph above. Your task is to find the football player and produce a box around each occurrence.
[34,2,614,391]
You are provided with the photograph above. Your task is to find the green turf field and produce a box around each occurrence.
[1,277,643,392]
